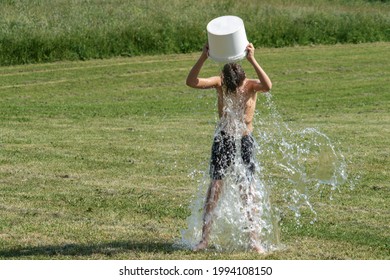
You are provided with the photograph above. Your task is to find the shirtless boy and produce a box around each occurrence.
[186,43,272,252]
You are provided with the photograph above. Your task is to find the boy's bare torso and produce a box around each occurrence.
[216,78,258,136]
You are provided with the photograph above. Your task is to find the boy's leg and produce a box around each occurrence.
[239,183,265,253]
[240,135,265,252]
[194,179,223,251]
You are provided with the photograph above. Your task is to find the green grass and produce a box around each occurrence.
[0,0,389,65]
[0,42,389,259]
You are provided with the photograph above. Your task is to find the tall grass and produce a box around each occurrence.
[0,0,389,65]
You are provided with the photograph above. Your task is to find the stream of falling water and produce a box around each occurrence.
[178,92,351,253]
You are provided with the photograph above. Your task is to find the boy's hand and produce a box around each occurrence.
[246,43,256,62]
[201,43,209,59]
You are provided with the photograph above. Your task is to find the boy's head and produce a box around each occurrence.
[222,63,246,93]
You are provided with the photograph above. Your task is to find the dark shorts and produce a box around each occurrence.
[210,131,256,180]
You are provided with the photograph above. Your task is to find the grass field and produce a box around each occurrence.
[0,42,389,259]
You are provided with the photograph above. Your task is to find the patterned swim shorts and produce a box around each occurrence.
[210,131,256,180]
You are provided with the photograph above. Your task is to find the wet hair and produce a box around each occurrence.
[221,63,246,94]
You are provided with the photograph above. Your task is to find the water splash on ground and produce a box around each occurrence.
[178,92,351,252]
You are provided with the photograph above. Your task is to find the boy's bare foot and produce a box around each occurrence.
[193,240,208,251]
[251,243,266,254]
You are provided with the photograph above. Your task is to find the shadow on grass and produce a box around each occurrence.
[0,240,179,259]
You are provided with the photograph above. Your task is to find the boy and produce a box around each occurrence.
[186,43,272,252]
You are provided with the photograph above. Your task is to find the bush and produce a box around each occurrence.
[0,0,389,65]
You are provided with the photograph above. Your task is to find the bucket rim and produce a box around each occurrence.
[209,50,248,63]
[207,15,245,36]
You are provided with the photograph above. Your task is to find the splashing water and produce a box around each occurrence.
[178,92,350,252]
[254,94,351,225]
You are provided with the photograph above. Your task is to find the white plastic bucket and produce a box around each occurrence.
[207,15,249,63]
